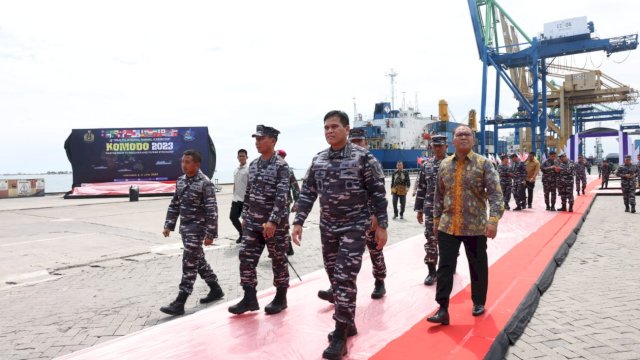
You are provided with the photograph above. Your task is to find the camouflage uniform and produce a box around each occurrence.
[541,158,558,208]
[497,163,514,209]
[415,156,443,265]
[294,143,388,327]
[615,163,638,210]
[557,159,575,209]
[511,160,527,208]
[600,163,611,188]
[240,154,290,289]
[575,160,588,195]
[164,169,219,294]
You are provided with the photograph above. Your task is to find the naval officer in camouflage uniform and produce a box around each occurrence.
[600,159,611,189]
[557,153,575,212]
[575,155,588,196]
[228,125,291,315]
[615,155,638,213]
[541,151,559,210]
[497,155,514,210]
[510,154,527,210]
[415,134,448,285]
[160,149,224,316]
[292,110,388,360]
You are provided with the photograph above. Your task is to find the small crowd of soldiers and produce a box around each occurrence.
[156,117,637,359]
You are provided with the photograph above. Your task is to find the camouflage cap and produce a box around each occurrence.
[430,135,447,146]
[558,152,566,157]
[348,128,366,140]
[252,125,280,138]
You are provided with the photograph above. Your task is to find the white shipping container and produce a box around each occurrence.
[543,16,589,40]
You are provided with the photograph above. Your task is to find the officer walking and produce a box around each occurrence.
[541,151,559,211]
[292,111,388,360]
[600,159,611,189]
[160,149,224,316]
[615,155,638,213]
[510,154,527,210]
[228,125,291,315]
[497,155,514,210]
[575,155,588,196]
[415,134,448,285]
[556,153,575,212]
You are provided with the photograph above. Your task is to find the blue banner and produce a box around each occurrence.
[65,127,216,186]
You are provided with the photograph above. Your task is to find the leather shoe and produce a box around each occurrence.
[472,304,485,316]
[426,307,449,325]
[424,273,436,286]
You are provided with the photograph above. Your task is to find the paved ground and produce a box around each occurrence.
[2,176,639,360]
[506,195,640,360]
[0,177,425,360]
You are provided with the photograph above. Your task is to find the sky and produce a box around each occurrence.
[1,0,639,175]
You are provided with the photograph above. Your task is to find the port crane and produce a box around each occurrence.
[467,0,638,155]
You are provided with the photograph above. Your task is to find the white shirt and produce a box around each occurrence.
[232,163,249,202]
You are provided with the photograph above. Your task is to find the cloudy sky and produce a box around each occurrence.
[1,0,638,175]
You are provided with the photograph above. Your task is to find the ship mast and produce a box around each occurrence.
[386,69,398,110]
[352,97,357,122]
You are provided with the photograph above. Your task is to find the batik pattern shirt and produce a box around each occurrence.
[434,151,504,236]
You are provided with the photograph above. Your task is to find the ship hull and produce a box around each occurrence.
[370,149,424,170]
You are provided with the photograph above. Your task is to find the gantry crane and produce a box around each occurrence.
[467,0,638,155]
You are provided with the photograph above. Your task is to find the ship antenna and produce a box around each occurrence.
[415,92,419,112]
[353,97,357,122]
[386,69,398,110]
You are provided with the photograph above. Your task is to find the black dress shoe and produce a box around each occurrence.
[513,206,522,211]
[472,304,485,316]
[426,307,450,325]
[424,273,436,286]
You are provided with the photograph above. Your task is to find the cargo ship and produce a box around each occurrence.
[352,101,436,169]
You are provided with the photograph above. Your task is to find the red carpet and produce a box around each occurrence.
[57,177,600,360]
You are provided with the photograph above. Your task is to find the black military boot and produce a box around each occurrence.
[504,201,510,210]
[322,321,348,360]
[568,203,573,212]
[550,203,556,211]
[200,280,225,304]
[545,202,550,211]
[424,263,437,286]
[625,203,630,212]
[371,279,386,299]
[327,323,358,342]
[558,202,567,212]
[160,291,189,316]
[228,286,260,314]
[264,287,287,314]
[318,287,335,304]
[632,205,636,213]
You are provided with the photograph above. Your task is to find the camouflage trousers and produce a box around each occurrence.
[542,177,557,206]
[239,227,289,288]
[512,181,526,207]
[320,225,367,327]
[423,214,438,265]
[558,182,574,206]
[500,181,512,206]
[365,230,386,280]
[575,174,587,193]
[622,184,636,206]
[601,174,610,188]
[179,234,218,294]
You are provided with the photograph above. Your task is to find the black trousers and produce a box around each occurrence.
[229,201,243,235]
[392,194,406,216]
[435,231,488,309]
[525,180,535,206]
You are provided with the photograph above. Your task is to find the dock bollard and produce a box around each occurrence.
[129,185,139,202]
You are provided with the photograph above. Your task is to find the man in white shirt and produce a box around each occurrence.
[231,149,249,243]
